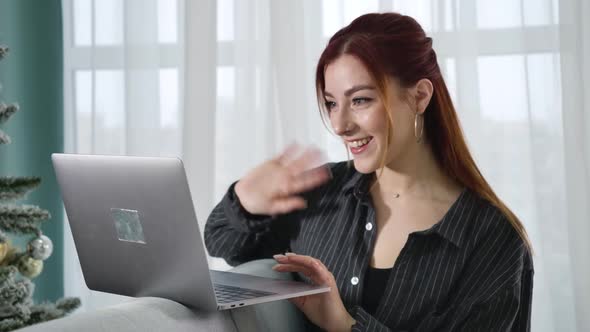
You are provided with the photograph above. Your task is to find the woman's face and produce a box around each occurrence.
[324,54,417,174]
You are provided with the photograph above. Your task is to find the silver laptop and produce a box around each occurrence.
[52,153,329,310]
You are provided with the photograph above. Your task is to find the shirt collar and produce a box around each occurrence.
[342,165,473,248]
[342,167,374,200]
[420,187,473,248]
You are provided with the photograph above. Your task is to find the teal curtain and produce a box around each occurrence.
[0,0,64,302]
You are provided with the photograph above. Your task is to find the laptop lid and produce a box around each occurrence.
[52,153,218,310]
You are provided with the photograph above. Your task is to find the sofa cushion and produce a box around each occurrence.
[14,259,305,332]
[15,296,236,332]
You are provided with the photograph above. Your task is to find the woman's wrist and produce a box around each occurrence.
[233,181,245,206]
[233,181,254,215]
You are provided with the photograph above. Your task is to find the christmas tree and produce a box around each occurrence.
[0,45,80,331]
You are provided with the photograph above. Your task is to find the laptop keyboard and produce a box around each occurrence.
[213,284,277,304]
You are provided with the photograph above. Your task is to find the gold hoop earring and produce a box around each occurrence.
[414,113,424,143]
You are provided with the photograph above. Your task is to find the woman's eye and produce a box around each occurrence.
[352,97,372,106]
[325,100,336,110]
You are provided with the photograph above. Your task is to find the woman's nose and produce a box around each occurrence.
[331,110,355,136]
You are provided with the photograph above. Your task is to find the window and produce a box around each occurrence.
[63,0,183,156]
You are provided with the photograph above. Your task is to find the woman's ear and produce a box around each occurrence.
[412,78,434,115]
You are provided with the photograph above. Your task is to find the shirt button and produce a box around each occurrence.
[351,276,359,285]
[365,222,373,231]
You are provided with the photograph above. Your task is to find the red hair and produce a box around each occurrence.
[315,13,532,252]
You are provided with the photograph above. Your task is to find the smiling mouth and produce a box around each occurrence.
[347,136,373,148]
[347,137,374,155]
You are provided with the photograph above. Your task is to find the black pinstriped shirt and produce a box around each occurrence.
[204,162,534,331]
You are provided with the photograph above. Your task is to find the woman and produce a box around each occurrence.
[205,12,533,332]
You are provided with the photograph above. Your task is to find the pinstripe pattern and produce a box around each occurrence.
[204,162,533,331]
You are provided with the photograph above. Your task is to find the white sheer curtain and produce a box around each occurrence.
[61,0,185,309]
[62,0,589,330]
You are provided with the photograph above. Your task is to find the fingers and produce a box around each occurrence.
[274,145,331,199]
[273,254,334,286]
[276,144,326,176]
[273,263,324,285]
[277,166,330,198]
[272,263,314,277]
[286,148,325,176]
[285,254,334,284]
[276,143,301,165]
[268,197,307,215]
[271,145,330,214]
[288,165,332,194]
[270,168,328,214]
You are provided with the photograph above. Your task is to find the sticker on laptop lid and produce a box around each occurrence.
[111,208,146,244]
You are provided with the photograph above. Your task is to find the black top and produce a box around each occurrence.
[362,266,392,316]
[204,162,534,331]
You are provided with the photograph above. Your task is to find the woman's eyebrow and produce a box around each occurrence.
[324,85,376,98]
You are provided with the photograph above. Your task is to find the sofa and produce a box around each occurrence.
[16,259,307,332]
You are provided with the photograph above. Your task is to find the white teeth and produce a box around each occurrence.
[349,137,371,148]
